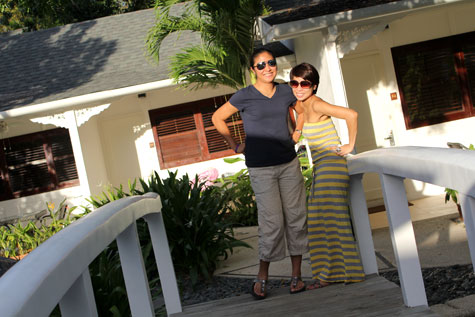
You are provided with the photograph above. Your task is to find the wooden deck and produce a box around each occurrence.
[172,275,438,316]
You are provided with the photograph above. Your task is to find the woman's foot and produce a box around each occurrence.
[306,279,331,290]
[290,276,306,294]
[251,279,267,300]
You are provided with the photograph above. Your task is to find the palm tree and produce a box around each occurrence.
[146,0,268,90]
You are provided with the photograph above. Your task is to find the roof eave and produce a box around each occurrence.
[0,79,175,120]
[259,0,470,44]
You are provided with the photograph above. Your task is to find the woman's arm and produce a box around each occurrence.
[211,101,245,153]
[314,99,358,156]
[290,102,305,143]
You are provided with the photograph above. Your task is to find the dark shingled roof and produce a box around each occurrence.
[0,5,294,113]
[263,0,402,25]
[0,8,201,112]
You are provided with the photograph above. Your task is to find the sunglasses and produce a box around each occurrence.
[253,60,277,70]
[289,80,312,89]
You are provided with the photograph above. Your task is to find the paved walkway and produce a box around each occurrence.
[214,195,475,316]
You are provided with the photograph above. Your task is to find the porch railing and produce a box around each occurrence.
[0,192,182,316]
[348,146,475,307]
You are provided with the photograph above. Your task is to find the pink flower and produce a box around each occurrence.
[191,167,219,189]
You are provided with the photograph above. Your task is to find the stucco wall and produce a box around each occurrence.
[343,1,475,201]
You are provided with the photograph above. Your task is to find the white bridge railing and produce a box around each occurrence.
[348,146,475,308]
[0,192,182,316]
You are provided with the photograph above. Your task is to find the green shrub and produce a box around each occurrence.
[215,158,257,227]
[134,170,250,285]
[0,199,79,259]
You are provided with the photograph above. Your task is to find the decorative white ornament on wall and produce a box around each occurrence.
[30,104,110,128]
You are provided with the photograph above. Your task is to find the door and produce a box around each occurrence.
[341,52,394,205]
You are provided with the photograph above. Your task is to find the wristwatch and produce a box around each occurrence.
[295,129,302,134]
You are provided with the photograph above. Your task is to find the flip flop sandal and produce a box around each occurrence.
[290,276,306,294]
[306,280,330,291]
[251,278,267,300]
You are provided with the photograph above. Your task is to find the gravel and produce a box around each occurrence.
[380,264,475,306]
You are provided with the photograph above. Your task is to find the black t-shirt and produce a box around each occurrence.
[229,83,297,167]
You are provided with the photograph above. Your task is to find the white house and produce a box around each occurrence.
[0,5,293,222]
[260,0,475,206]
[0,0,474,222]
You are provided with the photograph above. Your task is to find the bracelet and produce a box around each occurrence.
[295,129,302,134]
[234,144,240,153]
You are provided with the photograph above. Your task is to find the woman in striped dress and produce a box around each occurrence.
[289,63,365,289]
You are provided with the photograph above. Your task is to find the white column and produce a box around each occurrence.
[380,173,427,307]
[145,212,182,315]
[116,223,155,317]
[325,25,350,145]
[348,174,378,275]
[64,110,91,198]
[59,269,98,317]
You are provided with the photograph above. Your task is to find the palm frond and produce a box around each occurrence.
[147,0,267,89]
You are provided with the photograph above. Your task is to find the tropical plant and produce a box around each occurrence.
[133,170,250,285]
[444,143,474,221]
[147,0,268,90]
[0,199,79,259]
[215,157,257,227]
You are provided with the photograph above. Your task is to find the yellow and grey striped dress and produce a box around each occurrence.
[303,118,364,283]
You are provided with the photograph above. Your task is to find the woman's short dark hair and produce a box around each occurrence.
[290,63,320,94]
[250,48,276,68]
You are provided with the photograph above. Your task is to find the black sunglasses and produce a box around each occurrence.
[253,60,277,70]
[289,80,312,89]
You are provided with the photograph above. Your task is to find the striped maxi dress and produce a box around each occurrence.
[302,118,365,283]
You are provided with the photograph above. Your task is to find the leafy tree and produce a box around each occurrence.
[0,0,155,32]
[147,0,268,90]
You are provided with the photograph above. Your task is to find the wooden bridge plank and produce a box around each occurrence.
[172,276,437,317]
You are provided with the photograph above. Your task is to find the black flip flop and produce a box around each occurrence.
[251,279,267,300]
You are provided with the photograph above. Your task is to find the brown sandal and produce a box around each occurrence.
[290,276,306,294]
[306,280,331,290]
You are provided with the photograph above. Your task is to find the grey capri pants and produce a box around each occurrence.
[248,156,308,262]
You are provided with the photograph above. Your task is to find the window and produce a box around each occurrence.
[392,31,475,129]
[150,95,245,169]
[0,128,79,201]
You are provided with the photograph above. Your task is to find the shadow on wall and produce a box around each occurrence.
[0,20,117,111]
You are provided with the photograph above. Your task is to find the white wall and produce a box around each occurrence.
[339,1,475,201]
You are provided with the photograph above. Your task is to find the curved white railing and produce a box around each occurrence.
[347,146,475,308]
[0,192,182,317]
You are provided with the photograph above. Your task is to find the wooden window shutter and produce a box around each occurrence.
[201,95,246,155]
[0,128,78,201]
[393,42,463,128]
[50,131,79,185]
[461,41,475,111]
[392,31,475,129]
[153,109,202,168]
[5,135,52,194]
[150,94,245,169]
